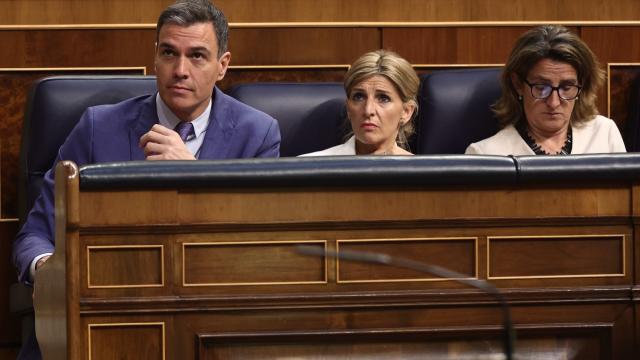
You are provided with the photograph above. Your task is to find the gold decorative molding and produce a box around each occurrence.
[182,240,328,287]
[3,21,640,31]
[86,245,164,289]
[87,322,165,360]
[227,64,502,71]
[0,66,147,74]
[487,234,626,280]
[336,237,478,284]
[229,64,349,70]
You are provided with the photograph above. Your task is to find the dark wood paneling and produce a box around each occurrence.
[198,325,608,360]
[338,239,476,282]
[219,68,347,91]
[0,73,35,218]
[0,30,155,68]
[608,66,640,130]
[230,28,380,65]
[488,235,624,278]
[87,246,163,287]
[183,241,326,285]
[0,220,20,354]
[88,323,164,360]
[383,27,523,64]
[581,27,640,63]
[3,0,640,24]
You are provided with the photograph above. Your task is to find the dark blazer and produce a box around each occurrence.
[13,87,281,283]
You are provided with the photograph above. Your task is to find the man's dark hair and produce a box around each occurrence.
[156,0,228,58]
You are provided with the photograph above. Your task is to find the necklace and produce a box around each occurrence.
[516,122,572,155]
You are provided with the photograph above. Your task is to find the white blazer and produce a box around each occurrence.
[465,115,627,155]
[299,136,357,156]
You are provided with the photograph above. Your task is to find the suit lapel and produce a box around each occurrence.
[198,87,235,159]
[129,94,159,160]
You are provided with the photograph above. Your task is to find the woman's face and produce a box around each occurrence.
[347,75,414,154]
[515,58,579,137]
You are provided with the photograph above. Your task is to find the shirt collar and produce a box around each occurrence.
[155,93,211,138]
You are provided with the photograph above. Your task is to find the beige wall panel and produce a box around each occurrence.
[3,0,640,24]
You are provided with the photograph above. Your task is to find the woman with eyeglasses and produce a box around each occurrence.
[465,25,626,155]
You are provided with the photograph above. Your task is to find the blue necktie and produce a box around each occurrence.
[174,122,194,142]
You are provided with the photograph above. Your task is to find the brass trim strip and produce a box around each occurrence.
[487,234,626,280]
[182,240,328,287]
[3,21,640,30]
[0,66,147,74]
[228,63,502,71]
[88,322,165,360]
[229,64,349,70]
[86,245,165,289]
[336,237,478,284]
[606,63,640,119]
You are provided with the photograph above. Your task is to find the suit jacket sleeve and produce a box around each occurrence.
[255,118,281,158]
[13,108,96,284]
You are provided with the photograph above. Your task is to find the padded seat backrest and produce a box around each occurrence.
[18,76,157,221]
[230,83,347,157]
[416,68,502,154]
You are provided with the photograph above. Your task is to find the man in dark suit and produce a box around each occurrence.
[13,1,280,357]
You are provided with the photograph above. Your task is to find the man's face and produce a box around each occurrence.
[155,22,230,121]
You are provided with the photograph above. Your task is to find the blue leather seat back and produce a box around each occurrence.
[416,68,502,154]
[230,83,348,157]
[18,76,157,221]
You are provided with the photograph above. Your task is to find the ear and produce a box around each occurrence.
[401,101,416,125]
[216,52,232,81]
[510,73,523,97]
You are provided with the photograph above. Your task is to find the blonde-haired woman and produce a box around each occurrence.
[301,50,419,156]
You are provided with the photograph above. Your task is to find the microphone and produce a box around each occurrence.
[297,245,515,360]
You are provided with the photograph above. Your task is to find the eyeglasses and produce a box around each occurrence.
[523,79,582,101]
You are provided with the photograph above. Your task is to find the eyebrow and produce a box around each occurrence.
[529,76,578,84]
[158,42,212,55]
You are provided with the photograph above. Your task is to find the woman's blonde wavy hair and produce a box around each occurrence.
[344,50,420,149]
[493,25,605,127]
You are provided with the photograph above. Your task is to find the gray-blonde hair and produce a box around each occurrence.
[493,25,604,127]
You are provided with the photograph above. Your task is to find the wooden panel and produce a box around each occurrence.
[177,187,629,224]
[230,28,380,65]
[79,191,177,225]
[88,322,164,360]
[197,326,608,360]
[383,27,523,65]
[0,219,20,349]
[182,241,326,286]
[581,27,640,63]
[219,68,347,92]
[608,65,640,127]
[3,0,640,24]
[488,235,624,279]
[0,30,155,68]
[337,238,476,282]
[86,246,163,288]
